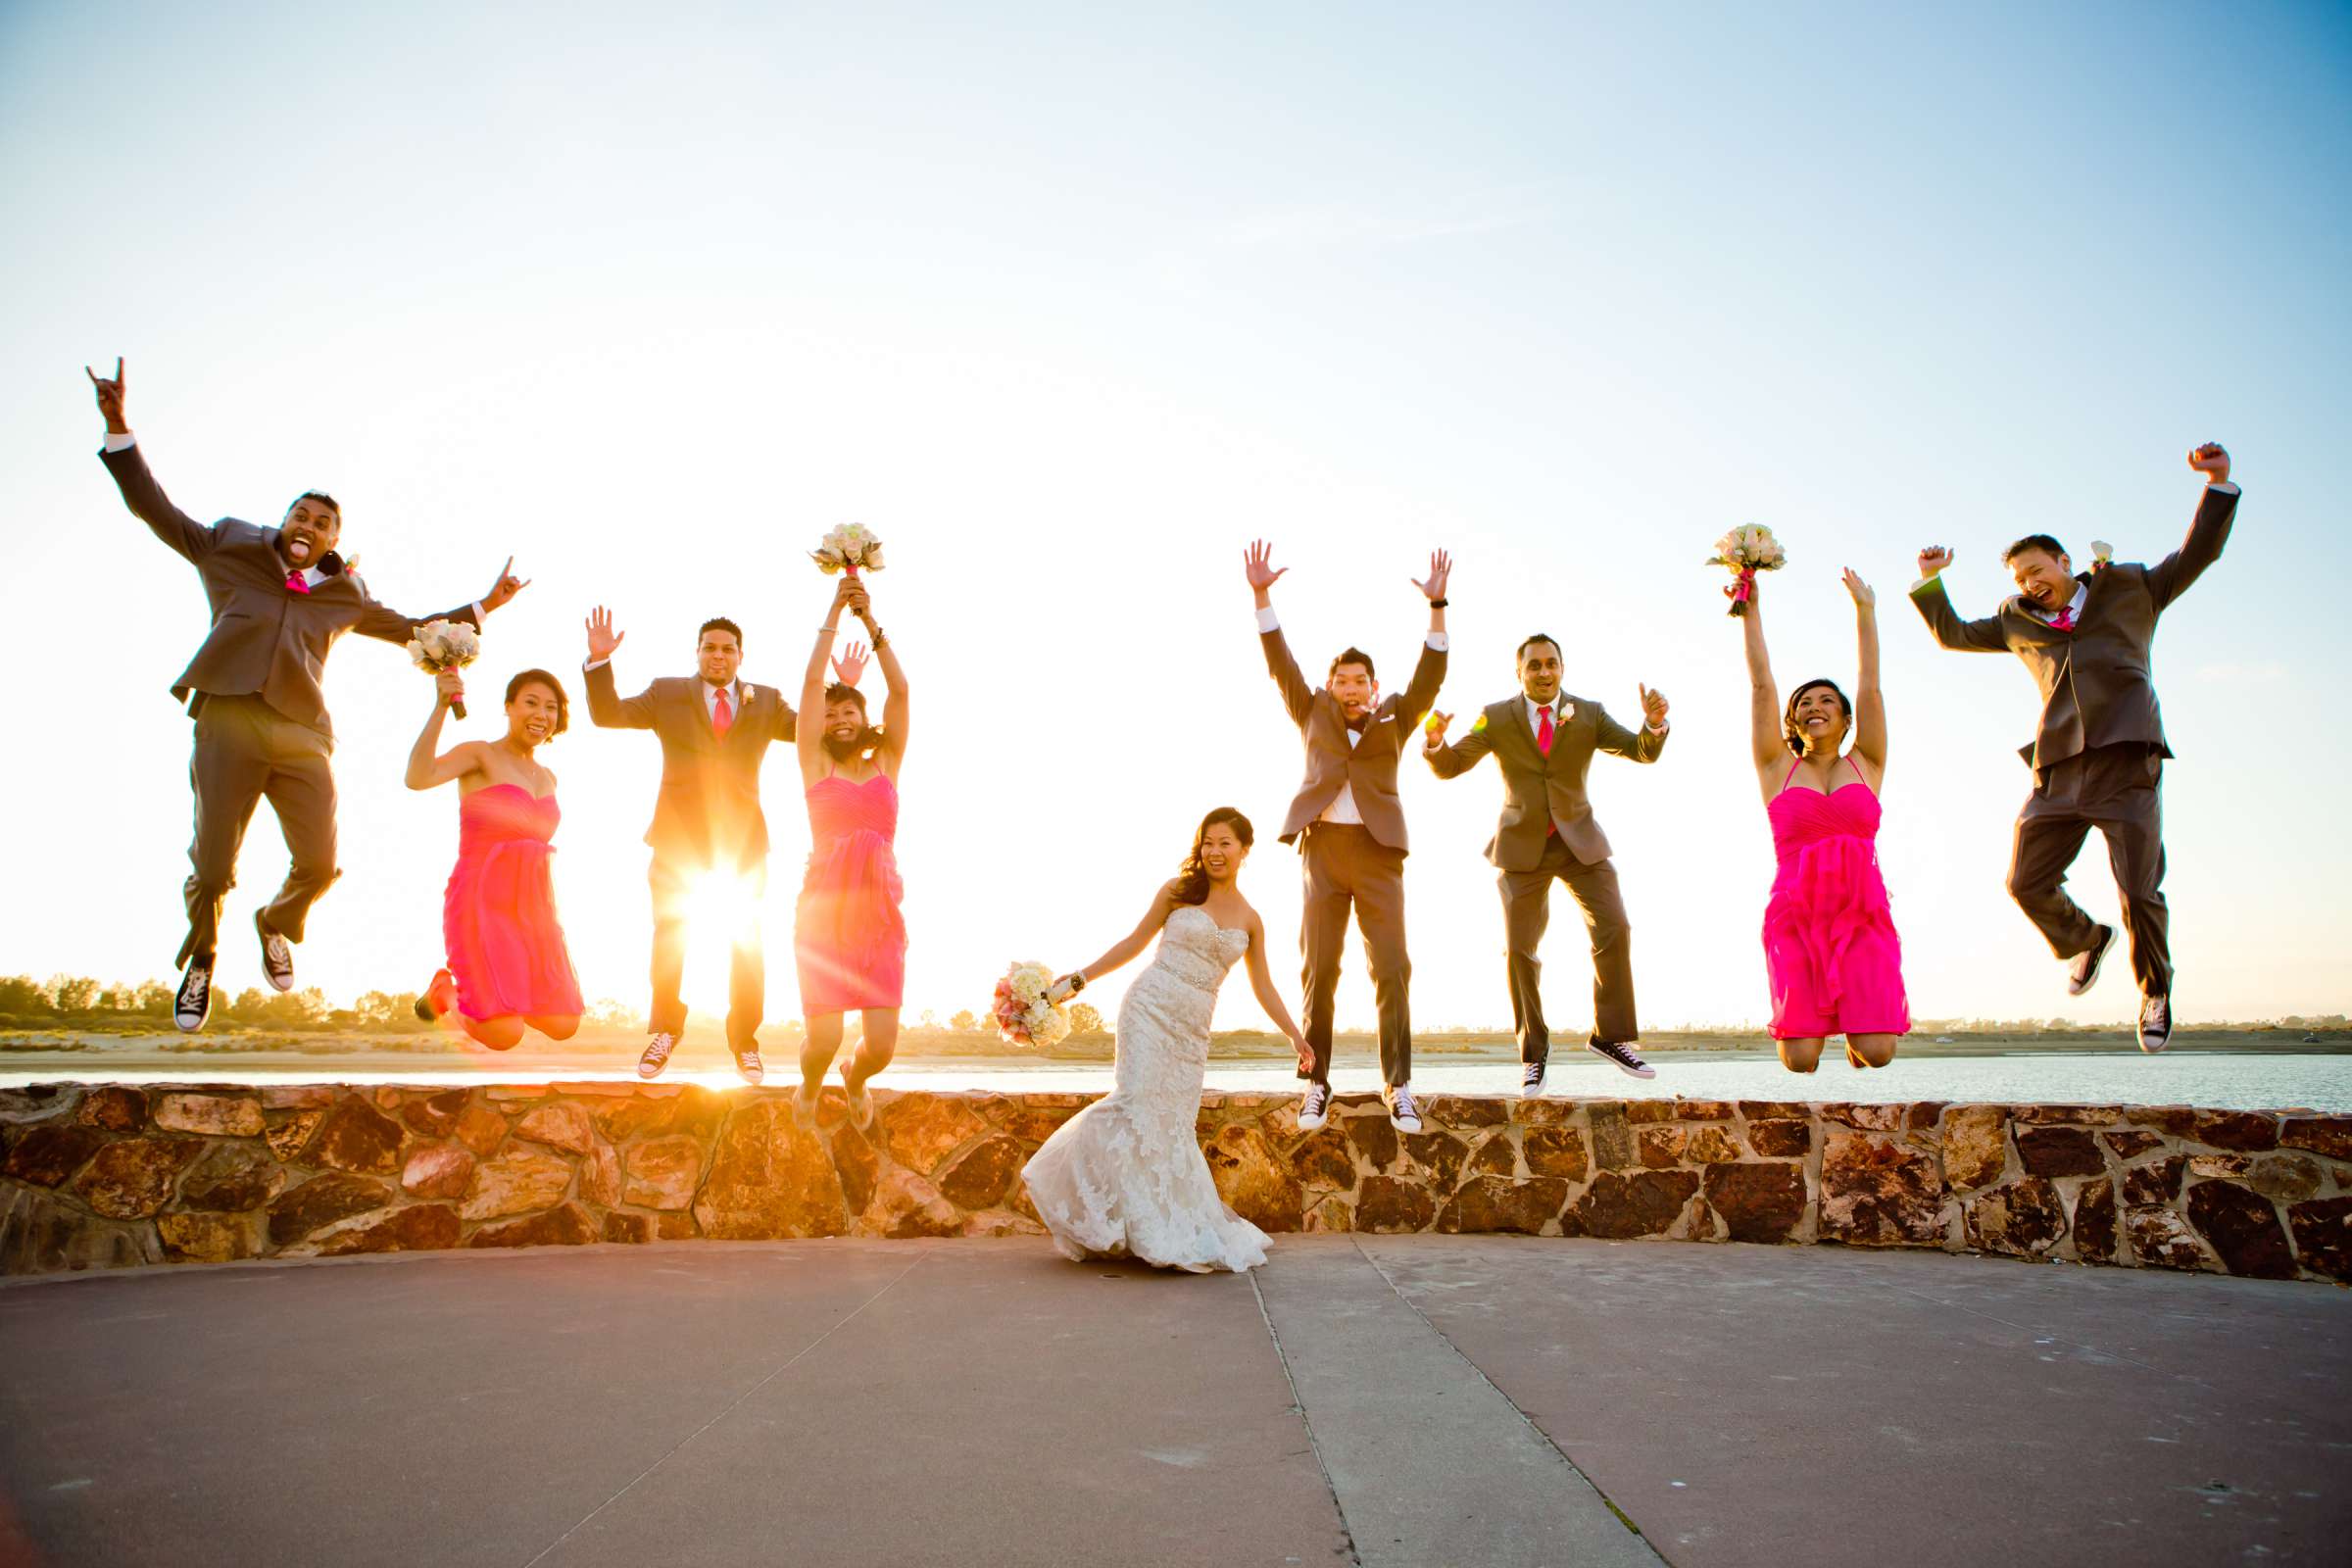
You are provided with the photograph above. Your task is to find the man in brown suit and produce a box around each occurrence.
[1247,541,1448,1135]
[1424,636,1670,1093]
[583,607,798,1083]
[1911,442,2239,1054]
[88,360,527,1032]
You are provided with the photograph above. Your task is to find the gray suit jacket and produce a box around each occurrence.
[584,666,797,868]
[104,443,479,739]
[1426,695,1666,869]
[1263,627,1446,852]
[1912,483,2237,768]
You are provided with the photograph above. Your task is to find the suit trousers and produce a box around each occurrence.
[1501,832,1637,1060]
[181,696,338,967]
[2008,743,2169,995]
[649,856,768,1046]
[1298,823,1411,1087]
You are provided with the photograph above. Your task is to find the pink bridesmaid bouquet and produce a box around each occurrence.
[993,961,1071,1048]
[1707,523,1787,617]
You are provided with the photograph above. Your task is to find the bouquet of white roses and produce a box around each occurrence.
[992,960,1071,1049]
[1705,523,1788,617]
[407,617,482,718]
[811,523,886,578]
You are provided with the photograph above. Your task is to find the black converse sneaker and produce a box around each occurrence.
[2068,925,2116,998]
[255,911,295,993]
[1521,1061,1547,1099]
[173,958,215,1032]
[1298,1081,1334,1131]
[1588,1040,1655,1080]
[1386,1084,1422,1135]
[2137,994,2173,1054]
[637,1032,679,1080]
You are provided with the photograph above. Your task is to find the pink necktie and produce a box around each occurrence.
[2051,608,2076,631]
[1537,705,1554,756]
[712,688,734,738]
[284,570,310,595]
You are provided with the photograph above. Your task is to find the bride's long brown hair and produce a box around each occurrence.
[1171,807,1254,906]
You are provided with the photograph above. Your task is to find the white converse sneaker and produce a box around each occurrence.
[255,911,295,994]
[1588,1040,1655,1080]
[1298,1081,1333,1131]
[173,959,214,1033]
[2069,925,2116,998]
[1387,1084,1422,1135]
[1520,1060,1547,1099]
[2137,994,2173,1054]
[637,1032,679,1080]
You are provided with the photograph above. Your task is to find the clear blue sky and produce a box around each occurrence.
[2,1,2346,1029]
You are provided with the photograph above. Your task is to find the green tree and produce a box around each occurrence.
[1068,1002,1105,1038]
[48,975,99,1013]
[949,1008,978,1033]
[0,975,49,1015]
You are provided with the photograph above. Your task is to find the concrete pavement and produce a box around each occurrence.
[0,1236,2344,1567]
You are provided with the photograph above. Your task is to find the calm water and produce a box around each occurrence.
[9,1050,2348,1111]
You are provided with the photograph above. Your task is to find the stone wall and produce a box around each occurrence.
[2,1083,2346,1284]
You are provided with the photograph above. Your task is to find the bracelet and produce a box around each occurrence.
[1429,598,1448,610]
[820,623,839,633]
[1066,972,1087,995]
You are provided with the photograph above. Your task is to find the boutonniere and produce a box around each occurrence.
[2088,540,2112,574]
[1471,712,1490,733]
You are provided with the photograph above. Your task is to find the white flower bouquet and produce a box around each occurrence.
[407,617,482,718]
[1706,523,1788,617]
[992,960,1071,1049]
[811,523,886,578]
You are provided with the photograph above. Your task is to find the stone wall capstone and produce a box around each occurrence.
[2,1083,2346,1284]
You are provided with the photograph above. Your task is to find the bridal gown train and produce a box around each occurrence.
[1020,905,1271,1273]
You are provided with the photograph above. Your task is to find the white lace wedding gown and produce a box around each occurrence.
[1021,905,1272,1273]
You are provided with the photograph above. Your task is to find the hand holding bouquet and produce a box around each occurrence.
[1706,524,1787,617]
[812,523,886,578]
[408,617,482,718]
[993,960,1072,1048]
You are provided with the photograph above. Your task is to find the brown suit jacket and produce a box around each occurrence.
[103,443,479,739]
[1263,628,1446,852]
[1911,483,2237,767]
[1426,695,1667,869]
[585,666,798,868]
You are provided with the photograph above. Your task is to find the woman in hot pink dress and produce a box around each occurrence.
[1740,569,1909,1072]
[792,576,908,1128]
[406,667,584,1050]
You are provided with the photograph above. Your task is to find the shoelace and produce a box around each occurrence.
[1597,1042,1643,1067]
[1391,1090,1418,1121]
[180,970,210,1010]
[643,1036,675,1063]
[1522,1064,1543,1086]
[1303,1085,1330,1115]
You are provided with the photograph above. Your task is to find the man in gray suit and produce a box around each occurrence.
[1911,442,2238,1054]
[1424,636,1670,1093]
[583,607,798,1083]
[1247,541,1448,1136]
[89,360,527,1032]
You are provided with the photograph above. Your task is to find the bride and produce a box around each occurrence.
[1020,808,1311,1273]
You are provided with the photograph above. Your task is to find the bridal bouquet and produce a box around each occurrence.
[811,523,886,578]
[1706,523,1787,617]
[408,617,482,718]
[992,960,1071,1049]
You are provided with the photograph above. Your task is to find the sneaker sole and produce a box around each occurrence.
[2068,930,2115,998]
[1588,1047,1656,1079]
[174,1014,207,1032]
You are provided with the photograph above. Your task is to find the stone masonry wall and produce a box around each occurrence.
[2,1083,2346,1283]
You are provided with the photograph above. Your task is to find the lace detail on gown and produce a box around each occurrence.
[1019,906,1271,1273]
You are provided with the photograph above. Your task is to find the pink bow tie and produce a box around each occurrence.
[284,570,311,595]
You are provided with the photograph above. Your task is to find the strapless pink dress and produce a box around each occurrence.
[1763,758,1910,1039]
[443,784,584,1020]
[795,773,907,1012]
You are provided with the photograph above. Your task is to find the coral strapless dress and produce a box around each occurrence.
[794,773,907,1012]
[1763,759,1910,1039]
[442,784,584,1020]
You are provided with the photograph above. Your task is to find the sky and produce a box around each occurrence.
[2,1,2347,1035]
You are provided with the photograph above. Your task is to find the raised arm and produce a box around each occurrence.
[1242,908,1312,1073]
[2144,443,2239,612]
[404,670,487,790]
[1844,568,1886,774]
[1422,708,1494,780]
[355,555,521,645]
[798,579,862,782]
[1395,548,1451,724]
[582,607,658,728]
[856,585,909,764]
[1595,694,1669,764]
[1247,540,1315,724]
[1907,547,2010,653]
[87,360,215,563]
[1742,577,1785,775]
[1053,882,1181,997]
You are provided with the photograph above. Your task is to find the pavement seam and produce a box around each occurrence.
[1250,1264,1364,1568]
[1349,1236,1670,1565]
[514,1246,934,1568]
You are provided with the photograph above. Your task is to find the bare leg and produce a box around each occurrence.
[460,1014,526,1051]
[527,1015,581,1042]
[801,1013,846,1093]
[1779,1037,1826,1073]
[845,1008,901,1088]
[1848,1032,1899,1068]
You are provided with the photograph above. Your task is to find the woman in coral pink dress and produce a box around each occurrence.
[1739,569,1909,1072]
[792,576,908,1129]
[406,667,584,1050]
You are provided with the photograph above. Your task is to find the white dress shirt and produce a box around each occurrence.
[1524,693,1668,739]
[1257,607,1446,826]
[701,678,742,728]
